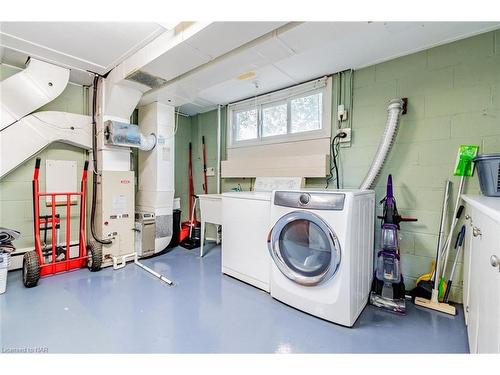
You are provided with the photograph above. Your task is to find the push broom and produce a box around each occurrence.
[414,145,478,315]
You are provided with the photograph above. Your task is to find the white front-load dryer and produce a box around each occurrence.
[267,189,375,327]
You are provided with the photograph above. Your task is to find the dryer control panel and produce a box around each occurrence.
[274,191,345,210]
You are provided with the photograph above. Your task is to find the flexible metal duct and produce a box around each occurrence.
[359,98,406,190]
[104,120,156,151]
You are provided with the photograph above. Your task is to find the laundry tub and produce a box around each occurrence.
[474,153,500,197]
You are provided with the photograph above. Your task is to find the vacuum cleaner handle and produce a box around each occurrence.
[376,215,417,222]
[400,217,418,222]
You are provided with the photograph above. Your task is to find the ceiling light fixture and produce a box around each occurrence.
[236,71,257,81]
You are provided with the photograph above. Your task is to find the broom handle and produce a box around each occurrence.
[433,180,451,287]
[433,180,451,281]
[441,176,465,279]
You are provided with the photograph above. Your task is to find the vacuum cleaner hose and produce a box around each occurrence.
[90,75,112,245]
[359,98,405,190]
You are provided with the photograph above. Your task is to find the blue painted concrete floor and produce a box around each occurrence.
[0,245,469,353]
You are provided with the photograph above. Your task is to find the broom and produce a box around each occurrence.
[414,145,478,315]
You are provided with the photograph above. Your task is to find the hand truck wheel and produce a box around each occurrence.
[87,242,103,272]
[22,250,40,288]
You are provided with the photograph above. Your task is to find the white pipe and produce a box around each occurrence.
[134,254,173,285]
[216,105,222,194]
[112,252,174,286]
[359,99,405,190]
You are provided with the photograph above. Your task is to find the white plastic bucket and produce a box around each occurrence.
[0,253,11,294]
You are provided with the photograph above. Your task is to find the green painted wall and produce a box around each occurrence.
[179,30,500,302]
[0,64,88,250]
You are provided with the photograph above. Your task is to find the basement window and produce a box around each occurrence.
[228,77,332,148]
[290,93,322,133]
[234,108,258,141]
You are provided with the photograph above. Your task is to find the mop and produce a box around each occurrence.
[414,145,478,315]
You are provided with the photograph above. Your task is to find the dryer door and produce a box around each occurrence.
[268,211,341,286]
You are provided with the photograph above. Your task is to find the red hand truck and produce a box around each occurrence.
[22,157,102,288]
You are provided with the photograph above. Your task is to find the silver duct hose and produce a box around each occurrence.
[104,120,156,151]
[359,98,405,190]
[137,133,157,151]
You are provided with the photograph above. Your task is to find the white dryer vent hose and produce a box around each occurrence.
[359,98,406,190]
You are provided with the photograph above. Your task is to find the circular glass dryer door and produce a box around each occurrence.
[268,211,341,286]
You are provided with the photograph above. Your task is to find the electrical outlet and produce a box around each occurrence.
[337,104,348,122]
[206,167,216,176]
[337,128,352,143]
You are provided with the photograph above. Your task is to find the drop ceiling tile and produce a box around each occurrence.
[278,22,364,53]
[178,103,201,116]
[197,65,295,104]
[141,42,212,81]
[1,22,164,70]
[275,21,500,80]
[176,37,294,95]
[186,22,287,58]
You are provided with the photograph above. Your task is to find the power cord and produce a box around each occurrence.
[325,131,347,189]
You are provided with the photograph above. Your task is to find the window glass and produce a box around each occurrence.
[234,108,258,141]
[290,93,322,133]
[262,103,287,137]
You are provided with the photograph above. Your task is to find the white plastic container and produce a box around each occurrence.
[0,253,11,294]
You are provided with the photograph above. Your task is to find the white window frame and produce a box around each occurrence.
[227,77,332,149]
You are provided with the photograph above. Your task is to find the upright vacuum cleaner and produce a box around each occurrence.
[370,174,417,314]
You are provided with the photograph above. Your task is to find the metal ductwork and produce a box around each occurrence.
[104,120,156,151]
